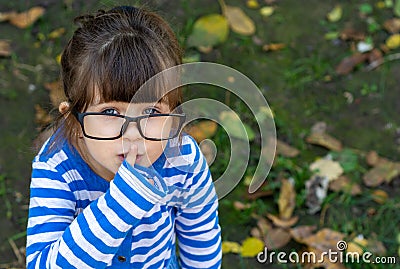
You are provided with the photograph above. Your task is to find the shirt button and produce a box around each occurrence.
[118,256,126,262]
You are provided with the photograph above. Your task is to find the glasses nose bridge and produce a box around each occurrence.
[121,116,141,137]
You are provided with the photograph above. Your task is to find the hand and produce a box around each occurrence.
[125,144,138,168]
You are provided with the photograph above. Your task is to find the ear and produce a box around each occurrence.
[59,101,70,115]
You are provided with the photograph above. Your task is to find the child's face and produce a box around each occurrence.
[80,100,172,181]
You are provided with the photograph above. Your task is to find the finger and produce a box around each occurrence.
[126,144,138,167]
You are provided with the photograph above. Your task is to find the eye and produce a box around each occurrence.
[101,108,119,115]
[143,107,161,115]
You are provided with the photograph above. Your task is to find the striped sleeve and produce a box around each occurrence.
[26,159,167,269]
[175,138,222,269]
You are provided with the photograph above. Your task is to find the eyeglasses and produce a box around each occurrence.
[73,110,186,141]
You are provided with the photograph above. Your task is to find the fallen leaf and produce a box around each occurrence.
[246,0,259,9]
[222,241,242,254]
[310,159,344,181]
[290,225,317,244]
[366,236,387,256]
[260,6,275,18]
[302,228,345,251]
[0,40,12,57]
[386,34,400,49]
[44,80,65,108]
[276,140,300,158]
[8,6,45,29]
[335,53,368,75]
[262,43,285,52]
[266,214,298,229]
[223,5,256,36]
[48,27,66,39]
[278,178,296,219]
[187,14,229,50]
[371,189,389,204]
[306,132,343,151]
[305,175,329,214]
[340,28,366,41]
[328,175,362,195]
[383,18,400,33]
[363,161,400,186]
[367,48,383,64]
[0,11,17,22]
[327,5,342,22]
[233,201,251,210]
[219,110,255,141]
[185,120,218,142]
[34,104,52,127]
[264,227,292,249]
[347,235,368,255]
[241,237,265,257]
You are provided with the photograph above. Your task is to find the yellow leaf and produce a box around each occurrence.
[56,53,62,65]
[9,6,45,29]
[48,27,66,39]
[223,5,255,36]
[386,34,400,49]
[187,14,229,50]
[241,237,264,257]
[185,120,218,142]
[222,241,242,254]
[0,40,12,57]
[327,5,342,22]
[278,179,296,219]
[246,0,259,9]
[371,189,389,204]
[260,6,275,17]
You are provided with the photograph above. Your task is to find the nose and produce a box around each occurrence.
[121,121,142,141]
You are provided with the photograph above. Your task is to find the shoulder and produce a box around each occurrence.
[32,134,78,173]
[164,134,204,169]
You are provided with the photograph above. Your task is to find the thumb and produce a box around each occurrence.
[126,144,138,168]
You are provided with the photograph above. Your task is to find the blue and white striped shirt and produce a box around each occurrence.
[26,134,221,268]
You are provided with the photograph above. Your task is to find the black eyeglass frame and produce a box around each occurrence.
[72,110,186,141]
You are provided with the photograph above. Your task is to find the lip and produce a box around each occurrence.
[118,153,143,163]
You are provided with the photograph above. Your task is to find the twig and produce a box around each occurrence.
[8,238,23,265]
[365,53,400,71]
[319,204,330,227]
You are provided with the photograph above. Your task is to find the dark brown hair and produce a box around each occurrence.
[44,6,183,152]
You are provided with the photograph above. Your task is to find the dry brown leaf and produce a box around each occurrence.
[365,150,390,166]
[0,11,17,22]
[8,7,45,29]
[264,227,292,249]
[335,53,368,75]
[383,18,400,33]
[276,140,300,158]
[366,237,387,256]
[363,161,400,187]
[233,201,251,210]
[302,228,345,251]
[246,189,273,200]
[185,120,218,142]
[262,43,286,52]
[44,80,65,108]
[306,132,343,151]
[34,105,52,126]
[328,175,362,196]
[339,28,366,41]
[278,178,296,219]
[223,5,255,36]
[371,189,389,204]
[0,40,11,57]
[290,225,317,244]
[266,214,298,229]
[367,48,383,64]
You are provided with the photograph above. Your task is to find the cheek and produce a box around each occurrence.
[144,140,167,162]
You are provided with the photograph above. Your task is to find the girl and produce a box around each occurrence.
[26,6,221,269]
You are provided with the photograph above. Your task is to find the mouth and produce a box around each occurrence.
[118,154,143,163]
